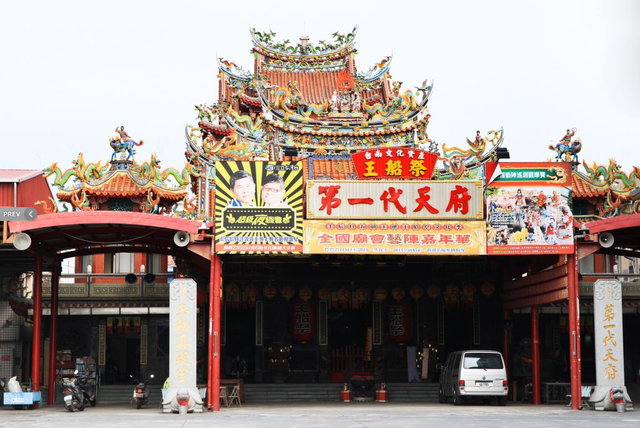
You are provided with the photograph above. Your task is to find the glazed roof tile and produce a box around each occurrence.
[572,172,609,198]
[57,170,185,202]
[263,70,380,105]
[309,158,358,180]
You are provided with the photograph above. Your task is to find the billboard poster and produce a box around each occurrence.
[214,161,303,254]
[304,220,486,255]
[307,180,483,220]
[486,162,574,255]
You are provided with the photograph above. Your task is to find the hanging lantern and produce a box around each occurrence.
[337,288,350,309]
[116,317,124,334]
[427,285,441,299]
[299,286,313,301]
[124,317,131,334]
[291,299,316,344]
[263,285,277,299]
[106,317,113,335]
[410,286,424,300]
[443,284,459,309]
[317,288,331,301]
[391,287,405,301]
[245,284,259,307]
[480,282,495,297]
[461,283,476,309]
[226,284,241,308]
[373,288,388,301]
[281,285,295,300]
[133,317,141,334]
[388,299,412,345]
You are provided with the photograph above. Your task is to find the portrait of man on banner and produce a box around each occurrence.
[214,161,303,254]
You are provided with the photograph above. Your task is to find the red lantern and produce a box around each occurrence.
[427,285,440,299]
[263,285,277,299]
[443,284,459,309]
[317,288,331,301]
[388,300,412,345]
[281,285,295,300]
[299,287,313,301]
[373,288,388,301]
[480,282,495,297]
[410,286,424,300]
[245,284,259,307]
[391,287,405,301]
[291,300,316,344]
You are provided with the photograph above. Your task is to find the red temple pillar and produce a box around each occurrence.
[47,264,60,405]
[207,248,222,411]
[31,254,43,407]
[531,305,540,405]
[567,251,582,410]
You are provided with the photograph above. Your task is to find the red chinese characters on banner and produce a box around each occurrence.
[317,184,472,216]
[351,148,438,180]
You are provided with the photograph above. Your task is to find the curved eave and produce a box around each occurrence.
[438,126,505,174]
[572,171,610,198]
[8,211,202,235]
[264,110,431,138]
[250,27,357,62]
[217,58,252,82]
[359,54,393,82]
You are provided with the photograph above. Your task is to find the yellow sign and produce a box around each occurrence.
[303,220,486,255]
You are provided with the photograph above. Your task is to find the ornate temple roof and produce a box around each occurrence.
[41,134,194,215]
[571,171,609,199]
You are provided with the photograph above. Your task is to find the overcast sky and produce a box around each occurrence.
[1,0,639,174]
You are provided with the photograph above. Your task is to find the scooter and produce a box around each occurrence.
[76,374,97,407]
[130,374,154,409]
[62,371,85,412]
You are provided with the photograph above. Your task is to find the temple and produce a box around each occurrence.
[2,27,640,412]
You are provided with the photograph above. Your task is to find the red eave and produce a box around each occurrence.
[571,173,608,198]
[585,213,640,233]
[9,211,202,234]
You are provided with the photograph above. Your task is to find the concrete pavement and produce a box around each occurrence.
[1,403,640,428]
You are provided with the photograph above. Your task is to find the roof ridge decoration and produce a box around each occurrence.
[40,129,196,215]
[250,27,358,59]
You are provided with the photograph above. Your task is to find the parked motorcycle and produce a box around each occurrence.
[130,374,154,409]
[62,371,85,412]
[76,373,97,407]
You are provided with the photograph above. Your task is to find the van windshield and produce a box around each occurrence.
[463,353,503,369]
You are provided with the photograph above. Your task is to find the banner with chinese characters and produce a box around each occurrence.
[169,278,197,387]
[215,161,303,253]
[486,162,574,255]
[304,220,486,255]
[594,279,625,387]
[351,147,438,180]
[307,180,483,219]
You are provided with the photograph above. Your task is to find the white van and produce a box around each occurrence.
[438,350,508,405]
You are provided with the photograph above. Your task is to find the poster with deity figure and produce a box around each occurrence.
[486,162,574,255]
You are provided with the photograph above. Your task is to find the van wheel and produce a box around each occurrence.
[438,386,446,403]
[498,396,507,406]
[453,390,462,406]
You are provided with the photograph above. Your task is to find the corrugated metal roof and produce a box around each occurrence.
[0,169,42,182]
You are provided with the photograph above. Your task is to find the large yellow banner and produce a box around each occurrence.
[304,220,486,255]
